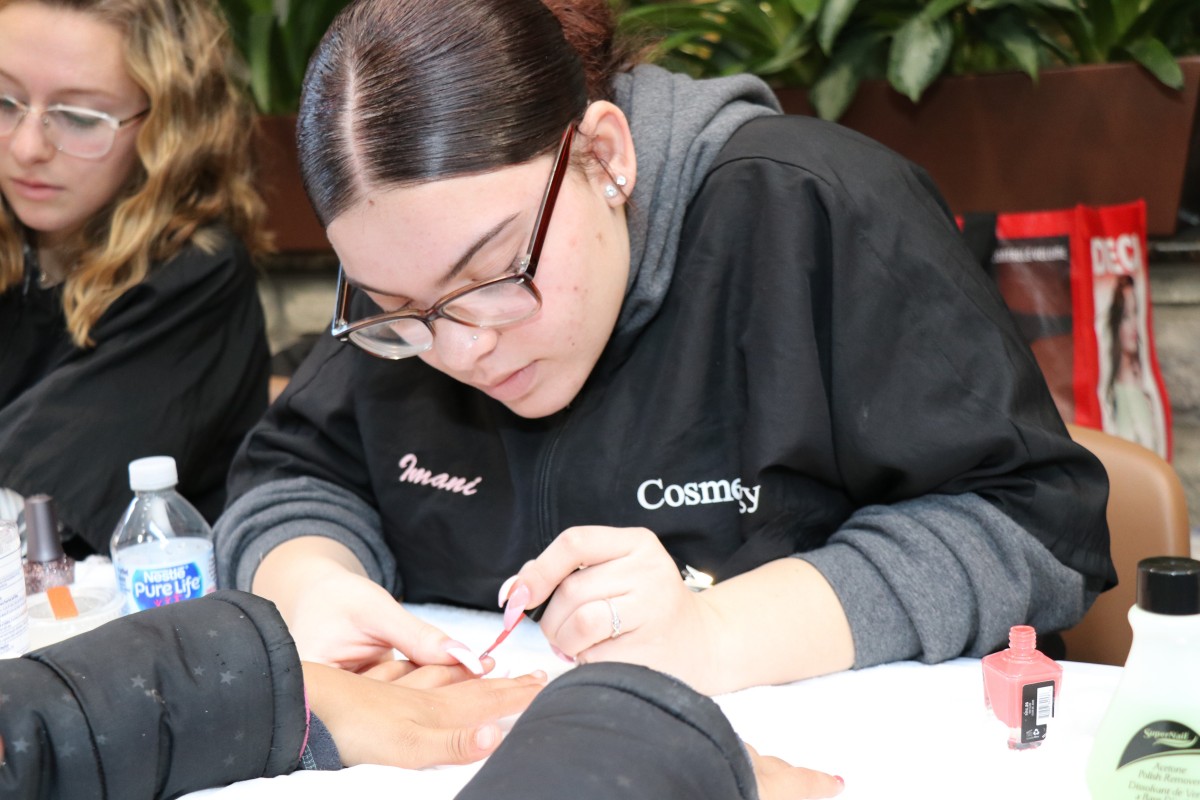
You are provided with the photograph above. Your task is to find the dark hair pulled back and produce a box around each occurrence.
[298,0,626,226]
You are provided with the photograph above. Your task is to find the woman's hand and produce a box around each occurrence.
[507,526,855,694]
[509,526,725,691]
[254,536,472,673]
[745,743,845,800]
[302,661,547,768]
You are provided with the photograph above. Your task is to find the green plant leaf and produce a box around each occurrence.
[788,0,823,24]
[980,10,1043,78]
[922,0,969,22]
[887,15,954,101]
[817,0,863,54]
[809,34,884,119]
[1124,36,1185,87]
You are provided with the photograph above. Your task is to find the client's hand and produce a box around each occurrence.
[745,743,845,799]
[303,661,547,768]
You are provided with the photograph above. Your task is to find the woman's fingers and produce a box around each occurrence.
[514,526,650,606]
[304,662,547,769]
[745,743,845,800]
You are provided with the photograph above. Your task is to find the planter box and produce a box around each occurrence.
[253,114,331,253]
[777,57,1200,237]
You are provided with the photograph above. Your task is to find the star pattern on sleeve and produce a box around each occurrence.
[131,675,147,689]
[220,671,237,685]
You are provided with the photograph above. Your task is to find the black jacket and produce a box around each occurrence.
[0,591,305,799]
[225,116,1112,652]
[0,230,270,552]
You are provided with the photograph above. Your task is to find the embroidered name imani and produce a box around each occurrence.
[397,453,482,496]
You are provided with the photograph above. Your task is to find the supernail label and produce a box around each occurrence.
[1118,721,1200,768]
[1020,680,1055,744]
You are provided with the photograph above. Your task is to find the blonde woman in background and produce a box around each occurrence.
[0,0,271,554]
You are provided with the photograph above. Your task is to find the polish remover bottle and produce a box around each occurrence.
[981,625,1063,749]
[110,456,217,615]
[0,519,30,657]
[1087,556,1200,798]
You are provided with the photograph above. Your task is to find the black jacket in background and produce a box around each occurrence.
[0,229,270,552]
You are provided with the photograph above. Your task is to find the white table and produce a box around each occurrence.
[184,602,1122,800]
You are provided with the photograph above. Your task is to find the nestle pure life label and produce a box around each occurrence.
[115,537,216,614]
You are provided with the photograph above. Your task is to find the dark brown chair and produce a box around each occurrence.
[1060,424,1191,666]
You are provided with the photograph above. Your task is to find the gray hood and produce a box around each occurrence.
[611,64,781,349]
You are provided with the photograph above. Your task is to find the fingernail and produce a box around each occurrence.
[503,583,531,630]
[834,775,845,793]
[474,724,498,750]
[445,646,484,675]
[497,575,518,608]
[550,644,575,664]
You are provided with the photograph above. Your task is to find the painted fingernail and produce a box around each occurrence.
[834,775,845,793]
[474,724,498,750]
[503,583,531,630]
[445,646,484,675]
[549,644,575,664]
[497,575,519,608]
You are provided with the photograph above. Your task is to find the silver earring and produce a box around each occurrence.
[615,175,627,187]
[604,184,618,199]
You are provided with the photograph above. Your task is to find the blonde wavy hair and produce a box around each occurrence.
[0,0,271,347]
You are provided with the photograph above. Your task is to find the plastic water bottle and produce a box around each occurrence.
[110,456,217,615]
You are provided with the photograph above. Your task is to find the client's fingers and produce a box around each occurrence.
[745,743,845,799]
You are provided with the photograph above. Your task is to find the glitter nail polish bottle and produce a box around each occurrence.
[23,494,75,595]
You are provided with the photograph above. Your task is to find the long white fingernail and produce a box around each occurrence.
[446,646,484,675]
[497,575,518,608]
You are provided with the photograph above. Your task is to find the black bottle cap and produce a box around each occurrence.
[23,494,65,564]
[1137,556,1200,616]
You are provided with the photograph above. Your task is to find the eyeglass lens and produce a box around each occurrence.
[0,97,124,158]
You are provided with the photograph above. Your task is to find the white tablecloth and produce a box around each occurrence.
[183,602,1122,800]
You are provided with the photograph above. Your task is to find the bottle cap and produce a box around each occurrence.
[128,456,179,492]
[1137,556,1200,616]
[24,494,65,563]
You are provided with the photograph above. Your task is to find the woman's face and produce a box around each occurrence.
[327,151,632,419]
[1118,284,1139,357]
[0,2,145,250]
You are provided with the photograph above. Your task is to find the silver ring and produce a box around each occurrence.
[605,597,621,639]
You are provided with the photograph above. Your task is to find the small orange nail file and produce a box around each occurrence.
[47,585,80,620]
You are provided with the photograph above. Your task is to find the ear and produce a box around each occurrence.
[578,101,637,205]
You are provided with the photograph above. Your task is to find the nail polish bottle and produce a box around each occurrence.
[23,494,75,595]
[981,625,1063,749]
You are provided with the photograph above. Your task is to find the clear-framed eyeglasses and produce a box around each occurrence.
[331,124,576,360]
[0,95,149,159]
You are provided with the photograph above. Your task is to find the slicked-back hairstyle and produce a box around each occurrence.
[298,0,627,227]
[0,0,270,347]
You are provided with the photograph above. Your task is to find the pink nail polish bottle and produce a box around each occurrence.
[981,625,1063,750]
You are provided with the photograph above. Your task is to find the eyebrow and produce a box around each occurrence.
[0,69,124,105]
[346,212,521,297]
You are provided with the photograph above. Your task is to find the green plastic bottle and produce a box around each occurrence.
[1086,556,1200,799]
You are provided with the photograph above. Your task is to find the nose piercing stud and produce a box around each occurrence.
[471,334,479,342]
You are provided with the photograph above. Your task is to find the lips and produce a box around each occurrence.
[477,363,535,403]
[9,177,62,200]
